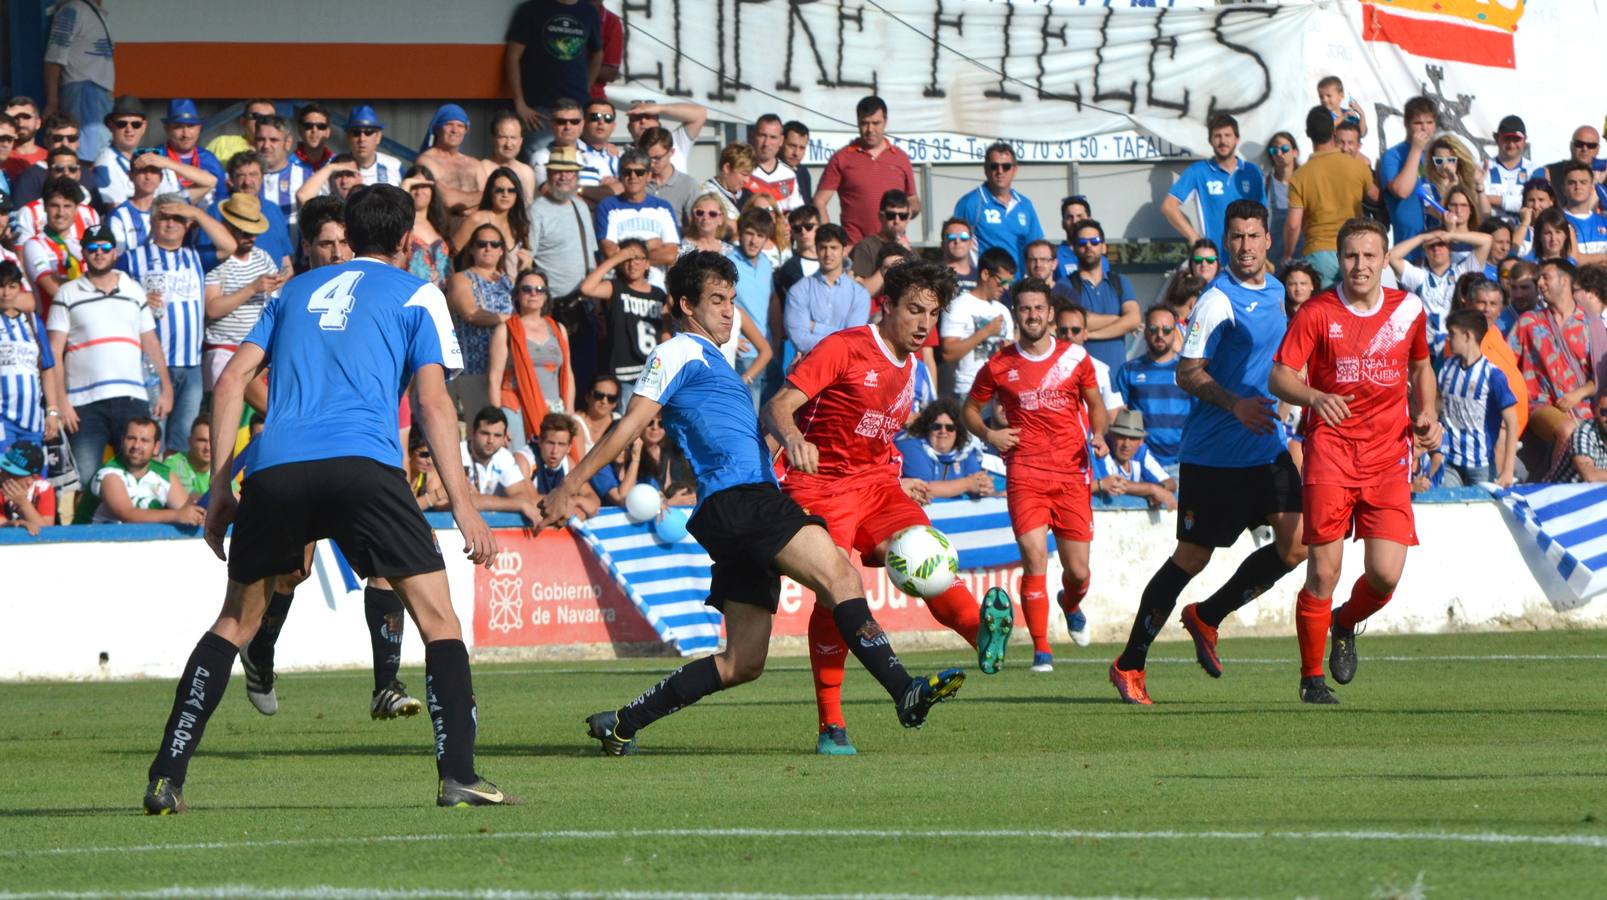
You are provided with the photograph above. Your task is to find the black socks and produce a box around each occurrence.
[832,598,913,698]
[148,631,238,785]
[424,639,478,784]
[615,655,724,740]
[1117,560,1196,672]
[364,586,405,691]
[246,591,294,676]
[1194,544,1295,628]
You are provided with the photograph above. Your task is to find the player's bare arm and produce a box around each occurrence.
[1084,384,1110,457]
[539,395,663,528]
[414,364,497,568]
[762,385,820,474]
[962,395,1017,453]
[1270,361,1352,427]
[1179,356,1277,434]
[1407,356,1443,451]
[204,343,271,560]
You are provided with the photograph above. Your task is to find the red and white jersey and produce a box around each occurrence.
[13,198,100,244]
[1274,286,1429,487]
[782,325,916,492]
[746,160,803,212]
[969,338,1099,480]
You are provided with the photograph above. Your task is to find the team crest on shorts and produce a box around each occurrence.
[1183,510,1195,531]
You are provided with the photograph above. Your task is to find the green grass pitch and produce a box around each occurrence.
[3,630,1605,899]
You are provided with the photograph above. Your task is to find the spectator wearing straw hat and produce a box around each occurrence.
[202,193,286,390]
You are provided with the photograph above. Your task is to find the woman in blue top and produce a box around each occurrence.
[894,399,994,500]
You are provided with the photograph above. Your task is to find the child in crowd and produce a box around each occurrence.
[1438,308,1520,488]
[1317,75,1367,138]
[1091,410,1176,510]
[0,441,54,535]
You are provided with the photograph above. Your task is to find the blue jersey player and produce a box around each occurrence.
[1109,200,1310,706]
[538,251,964,756]
[143,186,512,814]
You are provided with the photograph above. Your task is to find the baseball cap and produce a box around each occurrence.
[346,105,385,131]
[0,441,45,477]
[163,98,202,126]
[82,222,116,246]
[1497,115,1527,138]
[545,145,583,173]
[1108,409,1147,439]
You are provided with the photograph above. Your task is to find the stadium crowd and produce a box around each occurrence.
[4,0,1607,549]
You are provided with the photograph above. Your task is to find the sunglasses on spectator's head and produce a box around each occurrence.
[587,113,616,124]
[301,120,331,131]
[349,127,380,137]
[111,118,144,130]
[1191,255,1217,265]
[882,210,910,220]
[591,390,619,403]
[620,166,648,177]
[929,422,957,433]
[552,117,582,127]
[986,162,1014,172]
[1075,236,1103,247]
[1056,325,1084,337]
[944,232,972,242]
[84,241,116,254]
[1575,140,1600,150]
[473,239,504,250]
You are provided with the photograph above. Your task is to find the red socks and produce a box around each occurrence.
[1020,573,1050,654]
[1295,589,1332,678]
[806,604,846,730]
[1336,576,1393,631]
[1060,572,1089,615]
[926,583,981,648]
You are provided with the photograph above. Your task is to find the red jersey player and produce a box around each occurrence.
[963,278,1108,672]
[1270,217,1442,704]
[763,261,1013,756]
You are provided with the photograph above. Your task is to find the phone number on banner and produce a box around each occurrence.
[804,131,1193,166]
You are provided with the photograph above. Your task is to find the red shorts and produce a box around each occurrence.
[1303,477,1418,546]
[1006,472,1093,542]
[785,478,929,564]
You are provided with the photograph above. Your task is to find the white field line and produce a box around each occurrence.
[0,889,1201,900]
[5,826,1605,860]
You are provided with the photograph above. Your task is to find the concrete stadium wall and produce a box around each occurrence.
[2,497,1600,682]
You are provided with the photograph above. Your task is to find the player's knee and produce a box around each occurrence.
[721,654,766,686]
[1279,540,1309,568]
[1065,561,1090,585]
[1172,544,1212,575]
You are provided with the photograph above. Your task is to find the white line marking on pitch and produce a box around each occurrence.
[0,888,1203,900]
[5,826,1604,860]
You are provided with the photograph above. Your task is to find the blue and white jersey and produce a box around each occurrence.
[632,332,773,506]
[93,147,183,208]
[1395,252,1481,358]
[951,185,1044,272]
[261,160,311,229]
[1091,442,1169,485]
[107,200,152,252]
[1438,355,1516,471]
[1166,157,1264,248]
[244,257,462,472]
[1177,270,1288,468]
[120,244,206,368]
[1113,354,1191,467]
[1486,160,1531,215]
[0,311,54,436]
[1564,209,1607,255]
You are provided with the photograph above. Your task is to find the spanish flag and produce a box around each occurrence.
[1360,0,1524,69]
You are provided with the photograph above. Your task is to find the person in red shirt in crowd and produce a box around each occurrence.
[0,441,54,535]
[589,0,624,100]
[763,260,1011,756]
[1271,217,1441,705]
[812,96,921,244]
[962,278,1108,673]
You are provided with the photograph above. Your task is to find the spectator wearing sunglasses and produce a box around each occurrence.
[10,113,104,208]
[574,375,624,458]
[814,95,921,244]
[638,125,698,223]
[2,97,45,183]
[1053,194,1096,282]
[445,224,516,420]
[340,105,403,187]
[936,216,980,295]
[292,102,335,171]
[12,146,103,245]
[1541,124,1605,190]
[95,96,208,209]
[1263,131,1300,264]
[848,189,913,280]
[1485,115,1532,216]
[1114,306,1189,474]
[577,99,622,203]
[896,398,993,500]
[505,0,604,159]
[1162,113,1264,250]
[595,147,680,288]
[940,247,1016,399]
[952,142,1044,273]
[1050,218,1138,376]
[1054,301,1124,416]
[205,99,277,166]
[774,205,822,301]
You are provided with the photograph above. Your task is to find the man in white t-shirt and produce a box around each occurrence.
[85,415,203,525]
[461,406,540,522]
[939,247,1017,398]
[625,100,707,174]
[746,113,802,212]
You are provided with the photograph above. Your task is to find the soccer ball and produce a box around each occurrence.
[884,526,960,598]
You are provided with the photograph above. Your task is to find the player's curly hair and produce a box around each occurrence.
[667,250,738,318]
[883,259,958,311]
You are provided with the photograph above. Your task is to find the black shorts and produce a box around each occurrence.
[1176,453,1302,548]
[228,457,444,585]
[686,483,826,613]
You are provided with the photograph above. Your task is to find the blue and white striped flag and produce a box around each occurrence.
[570,497,1031,655]
[1496,484,1607,608]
